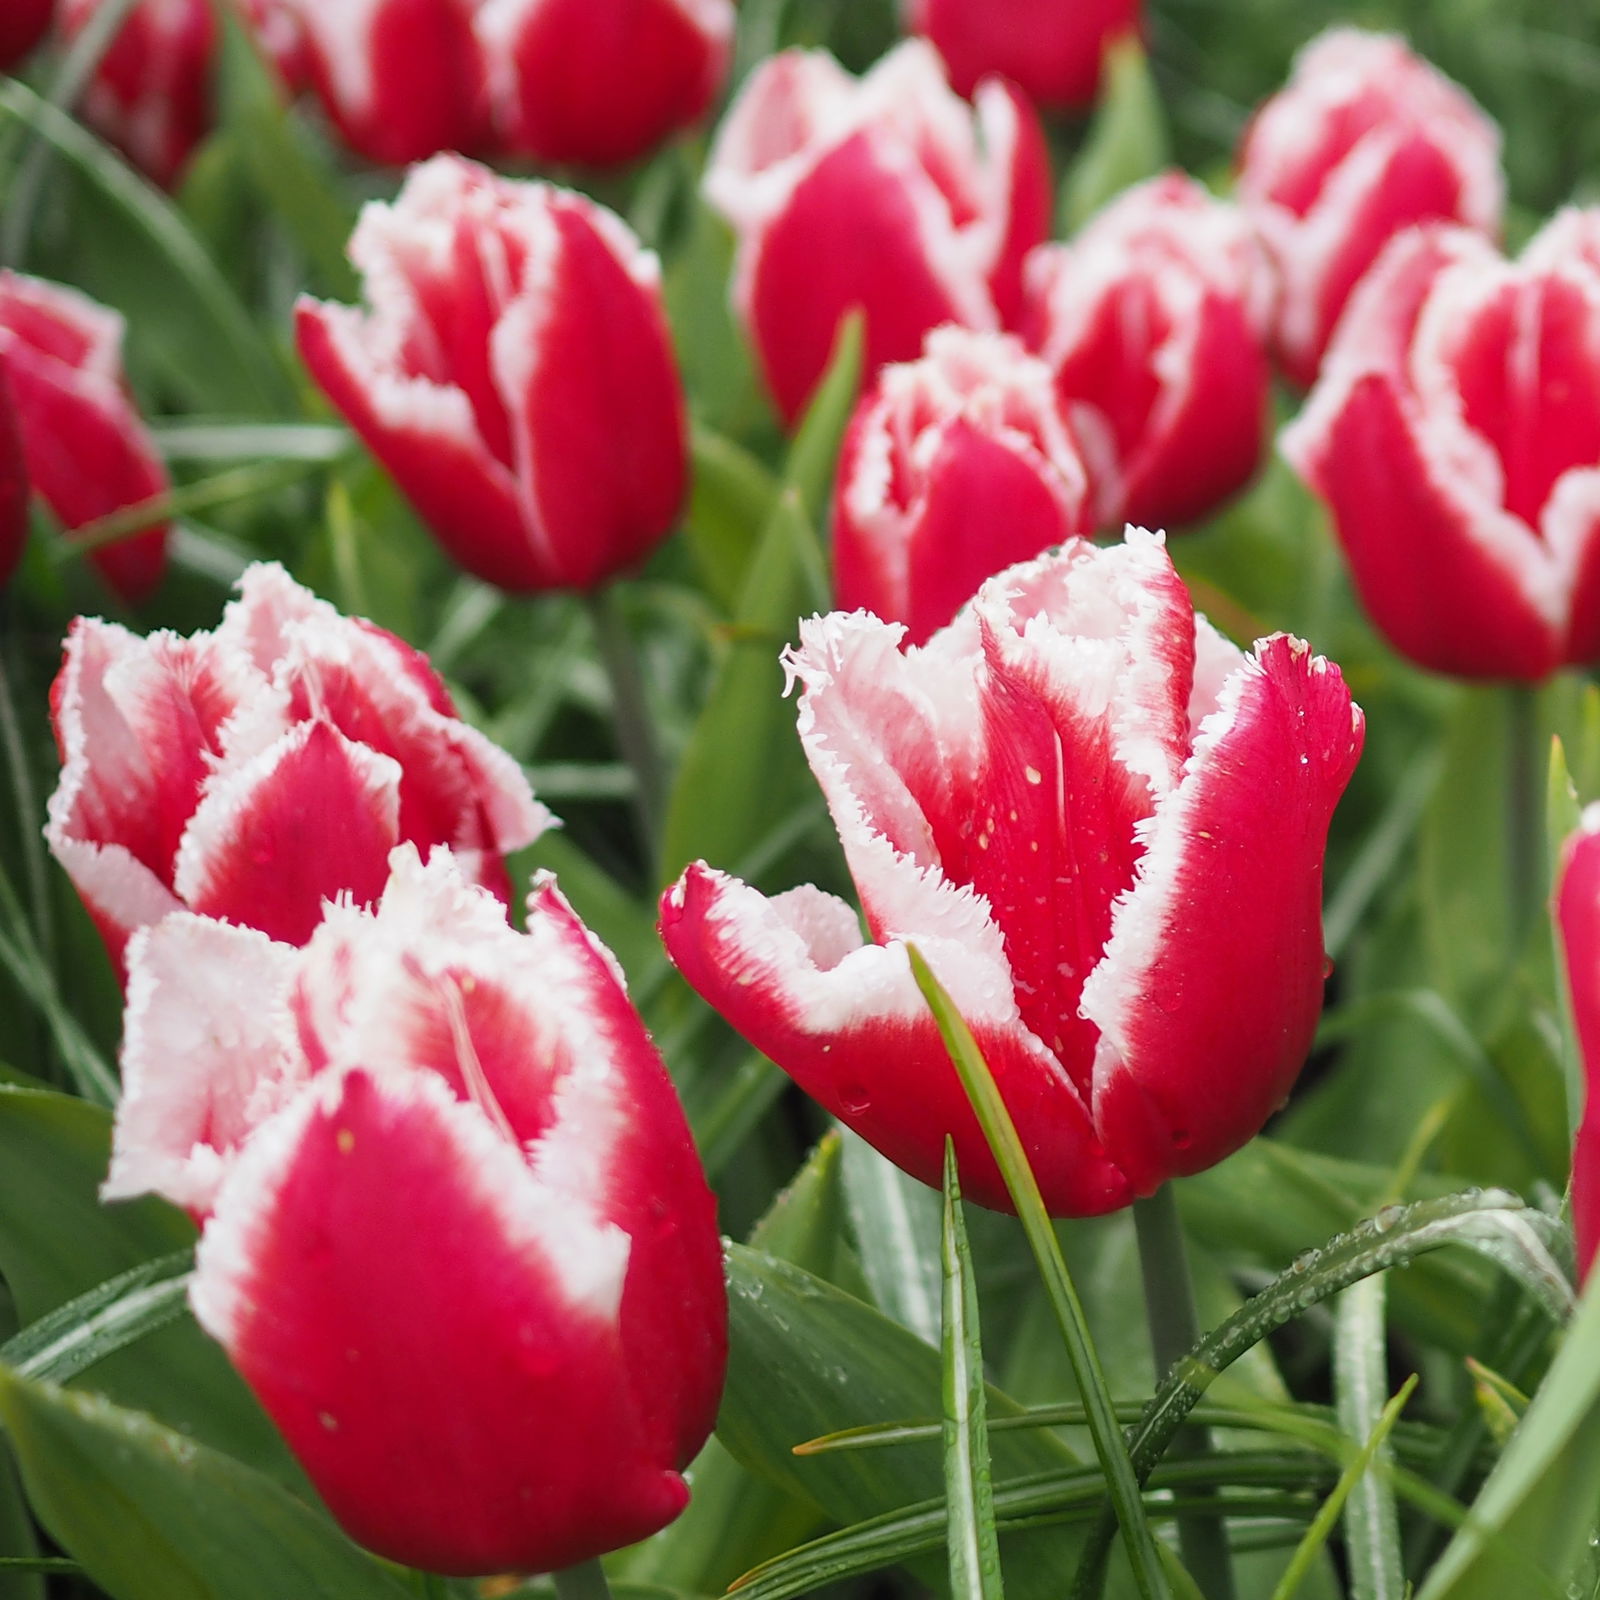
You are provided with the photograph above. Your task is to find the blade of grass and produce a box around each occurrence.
[904,944,1170,1600]
[940,1141,1003,1600]
[1336,1276,1406,1600]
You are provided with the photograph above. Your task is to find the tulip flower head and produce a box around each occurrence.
[1282,211,1600,682]
[1558,806,1600,1285]
[704,39,1051,424]
[0,270,169,604]
[297,155,688,593]
[1023,172,1274,533]
[107,845,727,1575]
[1237,28,1503,389]
[833,326,1097,645]
[906,0,1143,110]
[46,561,549,975]
[662,532,1364,1215]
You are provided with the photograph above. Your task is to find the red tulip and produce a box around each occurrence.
[662,532,1363,1216]
[1236,28,1503,389]
[0,0,53,72]
[0,270,168,605]
[107,845,727,1575]
[907,0,1142,110]
[833,326,1096,645]
[484,0,734,168]
[704,40,1050,424]
[61,0,215,189]
[1282,211,1600,682]
[45,561,550,975]
[1023,172,1274,533]
[297,155,688,593]
[1558,807,1600,1285]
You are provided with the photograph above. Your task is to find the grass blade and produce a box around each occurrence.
[1336,1276,1407,1600]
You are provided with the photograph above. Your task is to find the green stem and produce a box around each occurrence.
[1504,682,1542,956]
[583,586,665,858]
[1133,1186,1236,1600]
[551,1559,614,1600]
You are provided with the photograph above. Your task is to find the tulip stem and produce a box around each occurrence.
[551,1559,614,1600]
[584,586,665,859]
[1132,1184,1236,1600]
[1504,682,1543,956]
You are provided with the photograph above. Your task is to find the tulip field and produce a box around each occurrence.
[6,0,1600,1596]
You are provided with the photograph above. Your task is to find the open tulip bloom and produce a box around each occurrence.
[1283,210,1600,681]
[106,845,728,1577]
[662,532,1364,1215]
[1558,807,1600,1287]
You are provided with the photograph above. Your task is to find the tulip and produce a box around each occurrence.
[833,326,1096,645]
[0,270,168,605]
[107,844,727,1575]
[1558,807,1600,1285]
[661,531,1364,1215]
[704,39,1050,425]
[906,0,1142,110]
[1236,28,1503,389]
[484,0,735,169]
[62,0,215,189]
[1281,211,1600,682]
[45,560,550,974]
[0,0,52,72]
[1023,172,1274,533]
[297,155,688,593]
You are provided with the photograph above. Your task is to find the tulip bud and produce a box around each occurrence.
[1282,211,1600,682]
[1237,28,1503,389]
[0,0,53,73]
[704,39,1050,424]
[662,530,1364,1216]
[906,0,1142,110]
[46,561,550,975]
[833,326,1096,644]
[61,0,215,189]
[1023,172,1274,532]
[484,0,735,168]
[1558,807,1600,1286]
[107,845,727,1576]
[297,155,688,593]
[0,270,168,605]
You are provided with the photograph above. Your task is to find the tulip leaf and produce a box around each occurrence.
[686,424,780,611]
[940,1143,1004,1600]
[904,945,1169,1600]
[840,1128,944,1346]
[0,1086,298,1485]
[1059,36,1170,235]
[1333,1278,1406,1600]
[0,80,292,414]
[783,310,863,535]
[0,1368,413,1600]
[1416,1269,1600,1600]
[719,1243,1122,1600]
[0,1445,42,1600]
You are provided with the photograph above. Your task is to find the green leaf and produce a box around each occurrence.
[1059,36,1170,234]
[0,80,292,414]
[840,1128,943,1345]
[1417,1268,1600,1600]
[685,425,780,611]
[1332,1279,1405,1600]
[0,1369,413,1600]
[782,310,863,533]
[0,1086,297,1484]
[940,1144,1003,1600]
[903,946,1168,1600]
[0,1443,42,1600]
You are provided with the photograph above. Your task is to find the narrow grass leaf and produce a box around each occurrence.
[1334,1277,1405,1600]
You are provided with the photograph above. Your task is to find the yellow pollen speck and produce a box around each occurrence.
[1024,766,1043,784]
[336,1128,355,1154]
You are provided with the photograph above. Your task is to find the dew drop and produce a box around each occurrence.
[839,1084,871,1115]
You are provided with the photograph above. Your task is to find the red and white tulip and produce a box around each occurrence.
[1236,28,1503,389]
[1282,211,1600,681]
[662,532,1364,1215]
[108,845,726,1575]
[1023,172,1274,533]
[833,326,1096,645]
[297,155,688,593]
[704,39,1050,424]
[46,561,548,974]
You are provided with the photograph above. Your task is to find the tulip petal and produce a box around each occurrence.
[661,862,1133,1215]
[190,1066,680,1576]
[174,721,401,946]
[1558,808,1600,1282]
[1083,636,1364,1193]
